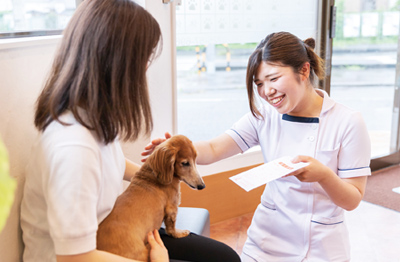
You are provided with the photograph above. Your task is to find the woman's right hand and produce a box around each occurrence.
[141,132,171,162]
[148,230,169,262]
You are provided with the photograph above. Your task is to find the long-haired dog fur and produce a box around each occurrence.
[97,135,205,261]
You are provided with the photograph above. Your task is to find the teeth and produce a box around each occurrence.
[271,97,283,104]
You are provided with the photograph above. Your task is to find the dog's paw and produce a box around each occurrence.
[169,229,190,238]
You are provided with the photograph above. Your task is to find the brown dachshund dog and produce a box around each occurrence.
[97,135,205,261]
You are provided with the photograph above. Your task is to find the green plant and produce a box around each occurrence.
[0,138,16,232]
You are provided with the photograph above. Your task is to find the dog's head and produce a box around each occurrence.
[148,135,205,190]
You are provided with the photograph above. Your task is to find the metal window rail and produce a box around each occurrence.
[0,30,63,39]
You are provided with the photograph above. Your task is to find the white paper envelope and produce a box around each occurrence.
[229,156,309,192]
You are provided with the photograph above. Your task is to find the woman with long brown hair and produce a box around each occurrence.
[20,0,240,262]
[21,0,166,261]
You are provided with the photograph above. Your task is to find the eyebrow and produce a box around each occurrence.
[254,72,279,82]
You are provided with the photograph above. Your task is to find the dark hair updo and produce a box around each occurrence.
[246,31,325,119]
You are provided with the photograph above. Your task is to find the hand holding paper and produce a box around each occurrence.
[229,156,309,192]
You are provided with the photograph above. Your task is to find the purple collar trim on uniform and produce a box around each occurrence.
[282,114,319,123]
[281,89,333,123]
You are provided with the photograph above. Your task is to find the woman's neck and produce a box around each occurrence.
[288,86,323,118]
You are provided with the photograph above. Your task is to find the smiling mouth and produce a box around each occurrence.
[270,95,285,105]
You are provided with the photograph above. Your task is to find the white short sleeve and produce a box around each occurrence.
[21,111,126,261]
[337,111,371,178]
[225,112,261,152]
[45,144,101,255]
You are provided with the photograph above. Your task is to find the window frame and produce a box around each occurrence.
[0,30,62,39]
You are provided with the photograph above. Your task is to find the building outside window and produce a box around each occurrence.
[331,0,400,158]
[0,0,77,36]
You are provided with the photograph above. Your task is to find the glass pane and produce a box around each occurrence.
[0,0,77,33]
[176,0,319,141]
[331,0,399,158]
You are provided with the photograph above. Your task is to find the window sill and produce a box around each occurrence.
[0,35,61,51]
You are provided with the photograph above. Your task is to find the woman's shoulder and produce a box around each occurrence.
[247,103,278,120]
[41,111,99,150]
[257,103,281,123]
[331,101,364,121]
[326,101,368,134]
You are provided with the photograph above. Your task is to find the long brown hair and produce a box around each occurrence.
[246,32,325,119]
[35,0,162,144]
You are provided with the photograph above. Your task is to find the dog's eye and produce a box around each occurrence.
[181,162,190,166]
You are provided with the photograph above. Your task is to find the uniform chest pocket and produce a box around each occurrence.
[316,145,340,172]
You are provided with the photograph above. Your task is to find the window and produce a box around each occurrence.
[330,0,400,158]
[176,0,320,142]
[0,0,80,38]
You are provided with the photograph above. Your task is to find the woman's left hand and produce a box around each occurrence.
[141,132,171,162]
[287,155,367,211]
[148,229,169,262]
[285,155,333,183]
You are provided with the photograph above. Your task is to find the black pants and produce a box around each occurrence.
[159,228,241,262]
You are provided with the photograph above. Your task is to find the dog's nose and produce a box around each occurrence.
[197,184,206,190]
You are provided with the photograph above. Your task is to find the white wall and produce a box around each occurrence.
[0,37,61,261]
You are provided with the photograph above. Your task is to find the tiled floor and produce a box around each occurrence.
[210,211,253,256]
[210,201,400,261]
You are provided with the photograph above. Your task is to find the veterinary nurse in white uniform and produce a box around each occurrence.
[192,32,371,261]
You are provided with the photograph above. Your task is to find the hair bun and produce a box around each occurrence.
[303,38,316,49]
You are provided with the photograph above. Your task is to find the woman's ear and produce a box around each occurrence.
[300,62,311,81]
[149,144,176,185]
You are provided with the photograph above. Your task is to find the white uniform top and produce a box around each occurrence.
[21,111,126,262]
[226,89,371,262]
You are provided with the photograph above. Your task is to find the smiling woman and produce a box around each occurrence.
[253,63,320,116]
[247,33,325,119]
[175,31,371,262]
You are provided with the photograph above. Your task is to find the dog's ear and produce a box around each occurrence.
[150,144,177,185]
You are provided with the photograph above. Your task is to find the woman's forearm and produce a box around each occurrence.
[194,134,242,165]
[124,158,141,181]
[318,171,367,211]
[57,250,142,262]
